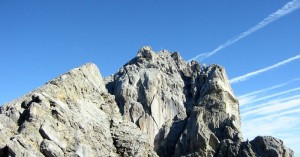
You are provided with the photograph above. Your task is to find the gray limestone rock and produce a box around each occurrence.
[0,63,157,157]
[40,139,64,157]
[106,46,293,157]
[217,136,294,157]
[249,136,294,157]
[107,47,190,155]
[0,47,293,157]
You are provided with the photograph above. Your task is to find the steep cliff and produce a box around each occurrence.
[0,46,293,157]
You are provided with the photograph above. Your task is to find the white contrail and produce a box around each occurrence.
[238,77,300,105]
[238,77,300,98]
[242,95,300,117]
[238,83,286,99]
[249,108,300,122]
[242,94,300,112]
[230,54,300,84]
[188,0,300,62]
[240,86,300,106]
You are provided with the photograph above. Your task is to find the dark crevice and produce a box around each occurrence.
[108,78,125,115]
[39,127,51,140]
[0,146,9,157]
[115,97,125,115]
[105,80,115,95]
[137,79,152,115]
[17,109,30,133]
[179,71,194,117]
[155,118,188,157]
[16,139,26,149]
[18,94,43,130]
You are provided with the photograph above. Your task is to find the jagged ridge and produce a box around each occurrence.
[0,46,294,157]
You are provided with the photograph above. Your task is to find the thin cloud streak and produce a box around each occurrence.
[238,77,300,98]
[242,97,300,117]
[239,95,257,106]
[240,86,300,106]
[242,94,300,112]
[238,83,287,99]
[230,55,300,84]
[237,77,300,105]
[189,0,300,62]
[249,108,300,122]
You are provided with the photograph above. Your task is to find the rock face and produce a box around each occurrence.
[0,46,294,157]
[0,63,156,157]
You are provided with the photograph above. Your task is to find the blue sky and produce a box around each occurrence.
[1,0,300,155]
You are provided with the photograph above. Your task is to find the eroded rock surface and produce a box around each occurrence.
[0,46,293,157]
[0,63,156,157]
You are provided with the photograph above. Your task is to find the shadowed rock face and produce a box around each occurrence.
[0,46,294,157]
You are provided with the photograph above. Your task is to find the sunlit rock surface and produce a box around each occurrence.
[0,47,293,157]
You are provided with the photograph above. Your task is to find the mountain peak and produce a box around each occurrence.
[0,47,294,157]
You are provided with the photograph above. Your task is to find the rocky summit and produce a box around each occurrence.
[0,46,294,157]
